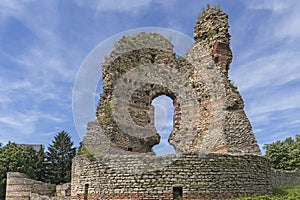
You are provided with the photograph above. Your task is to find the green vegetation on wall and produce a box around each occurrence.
[115,63,126,73]
[97,102,113,123]
[77,142,95,161]
[229,80,240,94]
[198,3,221,20]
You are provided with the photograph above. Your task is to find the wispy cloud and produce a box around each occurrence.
[246,0,289,12]
[0,0,299,152]
[243,0,300,42]
[0,0,25,18]
[232,52,300,91]
[75,0,153,13]
[0,1,81,145]
[0,108,70,147]
[228,0,300,150]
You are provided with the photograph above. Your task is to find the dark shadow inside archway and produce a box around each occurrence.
[151,95,176,156]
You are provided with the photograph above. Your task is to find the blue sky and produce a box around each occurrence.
[0,0,299,155]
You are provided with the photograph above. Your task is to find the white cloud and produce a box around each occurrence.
[0,78,31,90]
[0,113,36,135]
[0,116,24,127]
[276,11,300,39]
[0,109,67,146]
[1,0,299,150]
[0,1,77,106]
[244,0,300,41]
[0,0,24,17]
[246,0,289,12]
[0,94,11,104]
[16,47,76,82]
[75,0,153,12]
[232,51,300,91]
[229,1,300,149]
[249,93,300,117]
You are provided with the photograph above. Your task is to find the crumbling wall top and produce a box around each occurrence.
[83,7,261,157]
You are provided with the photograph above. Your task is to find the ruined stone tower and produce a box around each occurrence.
[71,8,271,199]
[83,8,260,156]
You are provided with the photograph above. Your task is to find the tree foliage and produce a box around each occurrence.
[0,142,44,198]
[0,131,76,198]
[264,134,300,171]
[45,131,76,184]
[34,145,46,182]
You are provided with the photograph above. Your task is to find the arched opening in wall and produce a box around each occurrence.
[151,95,176,156]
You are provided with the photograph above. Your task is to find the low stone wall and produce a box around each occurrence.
[5,172,71,200]
[71,153,272,199]
[271,169,300,187]
[56,183,71,197]
[5,172,55,200]
[30,193,52,200]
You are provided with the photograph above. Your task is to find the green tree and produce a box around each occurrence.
[0,142,42,198]
[46,131,76,184]
[33,145,46,181]
[264,134,300,171]
[289,134,300,170]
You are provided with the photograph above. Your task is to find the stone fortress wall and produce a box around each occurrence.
[6,169,300,199]
[71,154,272,199]
[271,170,300,187]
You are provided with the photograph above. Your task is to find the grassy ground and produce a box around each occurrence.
[237,185,300,200]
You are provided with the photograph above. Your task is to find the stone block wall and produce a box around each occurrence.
[56,183,71,197]
[271,170,300,187]
[5,172,71,200]
[5,172,55,200]
[71,154,272,199]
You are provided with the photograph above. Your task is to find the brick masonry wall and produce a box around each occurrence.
[5,172,71,200]
[71,154,272,199]
[271,170,300,187]
[5,172,55,200]
[56,183,71,197]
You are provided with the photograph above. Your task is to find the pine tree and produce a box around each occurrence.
[46,131,76,184]
[33,145,46,181]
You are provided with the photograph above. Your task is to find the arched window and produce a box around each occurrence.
[151,95,175,155]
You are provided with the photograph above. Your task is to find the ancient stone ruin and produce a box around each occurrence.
[83,8,261,156]
[72,7,268,199]
[6,7,300,200]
